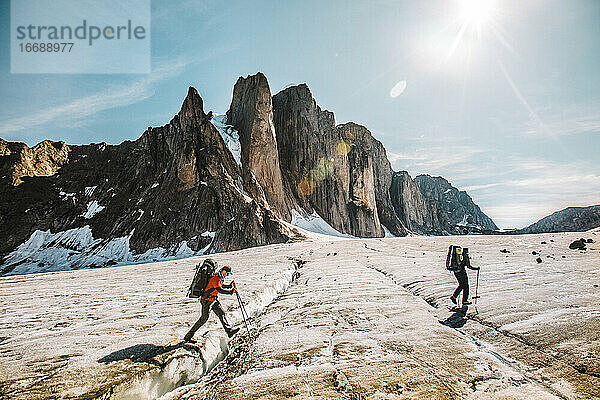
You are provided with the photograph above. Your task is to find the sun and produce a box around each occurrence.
[459,0,497,27]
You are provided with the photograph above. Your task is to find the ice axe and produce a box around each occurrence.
[234,288,251,337]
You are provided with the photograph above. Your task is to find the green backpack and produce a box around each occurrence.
[446,245,470,271]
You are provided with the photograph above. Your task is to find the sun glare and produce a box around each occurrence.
[459,0,497,26]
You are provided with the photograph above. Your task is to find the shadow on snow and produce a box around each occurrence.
[98,342,201,366]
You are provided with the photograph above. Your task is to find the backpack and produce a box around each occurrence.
[446,245,470,271]
[187,258,217,298]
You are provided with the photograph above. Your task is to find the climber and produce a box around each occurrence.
[184,265,240,342]
[446,246,480,306]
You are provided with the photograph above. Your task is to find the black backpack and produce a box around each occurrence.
[446,245,470,271]
[187,258,217,298]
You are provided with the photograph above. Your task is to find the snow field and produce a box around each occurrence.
[0,232,597,399]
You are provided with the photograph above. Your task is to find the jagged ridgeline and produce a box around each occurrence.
[0,73,497,275]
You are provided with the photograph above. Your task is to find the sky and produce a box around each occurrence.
[1,0,599,229]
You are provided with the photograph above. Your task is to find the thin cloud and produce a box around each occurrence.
[520,101,600,138]
[460,182,502,191]
[389,144,486,174]
[0,58,190,137]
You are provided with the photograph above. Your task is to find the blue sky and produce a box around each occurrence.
[1,0,599,228]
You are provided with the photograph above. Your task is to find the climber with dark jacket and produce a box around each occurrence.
[448,246,480,306]
[184,265,240,342]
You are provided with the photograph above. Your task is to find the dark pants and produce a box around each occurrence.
[185,299,232,339]
[453,269,469,303]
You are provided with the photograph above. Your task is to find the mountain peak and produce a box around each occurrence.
[274,83,314,104]
[179,86,206,121]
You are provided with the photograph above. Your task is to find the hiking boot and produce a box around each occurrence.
[227,327,240,338]
[450,295,457,305]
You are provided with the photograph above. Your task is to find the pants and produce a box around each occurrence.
[186,299,232,339]
[453,269,469,303]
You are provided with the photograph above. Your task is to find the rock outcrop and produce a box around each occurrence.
[273,84,363,235]
[337,123,408,237]
[414,174,498,233]
[0,139,70,185]
[272,85,399,237]
[516,205,600,234]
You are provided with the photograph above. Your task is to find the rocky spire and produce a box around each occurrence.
[226,73,293,219]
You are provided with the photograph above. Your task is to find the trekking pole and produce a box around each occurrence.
[473,268,480,304]
[238,292,251,336]
[238,293,250,324]
[235,290,251,336]
[234,284,250,321]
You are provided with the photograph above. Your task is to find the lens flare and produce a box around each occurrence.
[390,80,407,98]
[298,178,314,196]
[337,140,352,155]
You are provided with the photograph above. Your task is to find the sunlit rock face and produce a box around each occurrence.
[337,122,408,237]
[0,87,298,275]
[226,73,294,221]
[272,84,384,237]
[0,139,71,186]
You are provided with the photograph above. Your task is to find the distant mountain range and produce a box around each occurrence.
[514,205,600,234]
[0,72,505,274]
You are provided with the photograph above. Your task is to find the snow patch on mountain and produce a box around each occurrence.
[1,226,195,275]
[457,213,472,226]
[290,209,354,238]
[83,200,105,219]
[84,186,97,197]
[211,114,241,167]
[382,225,396,238]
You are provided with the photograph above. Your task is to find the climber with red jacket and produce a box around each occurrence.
[184,265,240,342]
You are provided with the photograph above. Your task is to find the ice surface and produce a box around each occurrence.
[1,232,598,399]
[382,225,396,238]
[166,231,599,399]
[211,114,241,167]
